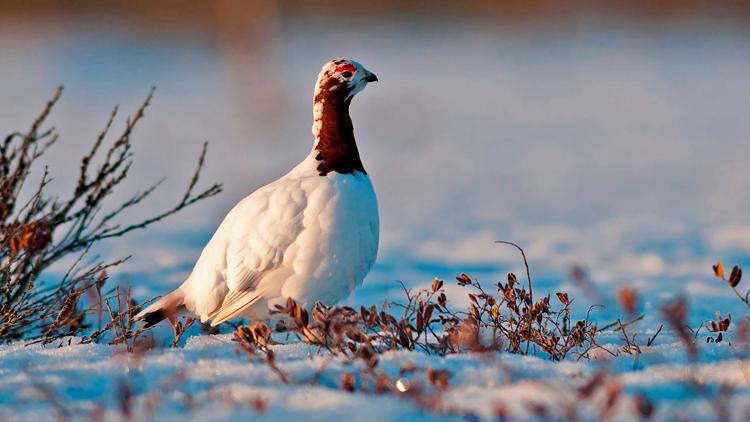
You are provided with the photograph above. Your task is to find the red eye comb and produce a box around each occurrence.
[335,64,357,73]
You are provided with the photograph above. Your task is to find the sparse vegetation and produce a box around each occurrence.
[0,87,221,345]
[235,253,600,363]
[222,259,750,421]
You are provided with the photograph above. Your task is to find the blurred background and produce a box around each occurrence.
[2,0,750,321]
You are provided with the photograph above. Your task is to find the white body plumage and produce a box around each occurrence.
[183,152,379,324]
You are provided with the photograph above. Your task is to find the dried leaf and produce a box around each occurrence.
[438,293,447,308]
[728,265,742,288]
[708,312,731,332]
[617,288,638,316]
[431,278,443,292]
[713,261,725,279]
[660,297,697,359]
[251,396,267,414]
[374,374,390,394]
[340,373,356,392]
[398,328,411,349]
[423,304,434,325]
[456,273,471,286]
[9,220,52,256]
[427,368,451,391]
[507,273,517,285]
[633,393,654,418]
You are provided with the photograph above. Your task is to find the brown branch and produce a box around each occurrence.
[495,240,534,354]
[1,87,221,344]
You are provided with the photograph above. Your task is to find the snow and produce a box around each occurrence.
[2,325,750,421]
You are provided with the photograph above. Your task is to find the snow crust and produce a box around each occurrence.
[2,328,750,421]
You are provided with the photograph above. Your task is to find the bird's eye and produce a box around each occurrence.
[335,63,357,78]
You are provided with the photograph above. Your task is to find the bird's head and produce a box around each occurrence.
[314,59,378,103]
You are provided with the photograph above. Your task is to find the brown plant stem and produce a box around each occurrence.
[495,240,533,355]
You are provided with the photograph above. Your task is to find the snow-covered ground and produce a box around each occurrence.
[3,328,750,421]
[2,10,750,422]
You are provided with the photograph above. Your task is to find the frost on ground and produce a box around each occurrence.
[2,324,750,421]
[3,258,750,421]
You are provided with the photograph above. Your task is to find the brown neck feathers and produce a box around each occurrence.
[313,81,365,176]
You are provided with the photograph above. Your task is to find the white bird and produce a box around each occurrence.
[135,59,379,327]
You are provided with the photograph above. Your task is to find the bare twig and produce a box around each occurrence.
[0,87,221,344]
[495,241,534,355]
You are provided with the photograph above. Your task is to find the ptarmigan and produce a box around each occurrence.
[135,59,379,327]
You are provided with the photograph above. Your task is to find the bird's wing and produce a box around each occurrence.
[208,289,264,326]
[203,178,308,325]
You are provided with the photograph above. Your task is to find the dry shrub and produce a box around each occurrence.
[0,87,221,344]
[233,243,601,367]
[228,257,750,420]
[704,260,747,345]
[226,244,607,418]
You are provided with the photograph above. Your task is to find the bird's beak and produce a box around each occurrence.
[363,72,378,83]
